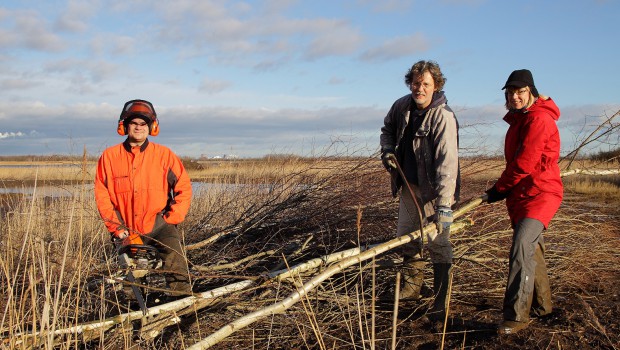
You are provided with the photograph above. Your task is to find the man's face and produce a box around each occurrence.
[127,118,149,144]
[410,71,436,109]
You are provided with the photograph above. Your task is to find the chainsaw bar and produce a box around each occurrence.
[125,270,148,315]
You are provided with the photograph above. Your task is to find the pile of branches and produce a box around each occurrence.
[185,157,397,277]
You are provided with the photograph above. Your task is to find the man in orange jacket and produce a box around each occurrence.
[95,99,193,295]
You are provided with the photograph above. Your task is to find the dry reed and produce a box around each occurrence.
[0,156,618,350]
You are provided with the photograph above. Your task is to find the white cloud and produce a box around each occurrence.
[88,34,137,57]
[357,0,414,13]
[304,21,363,60]
[0,9,65,52]
[198,77,232,94]
[54,0,100,33]
[1,78,42,90]
[252,56,293,72]
[328,77,346,85]
[146,3,365,63]
[0,131,26,139]
[43,58,120,87]
[110,35,137,55]
[558,104,620,127]
[360,33,430,62]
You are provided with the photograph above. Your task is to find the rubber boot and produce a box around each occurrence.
[426,263,451,322]
[531,244,553,317]
[499,280,532,334]
[399,259,425,300]
[497,320,529,335]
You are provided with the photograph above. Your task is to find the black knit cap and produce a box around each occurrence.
[502,69,539,97]
[123,114,152,127]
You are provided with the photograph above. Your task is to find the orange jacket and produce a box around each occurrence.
[95,139,192,237]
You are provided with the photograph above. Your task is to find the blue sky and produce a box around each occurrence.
[1,0,618,158]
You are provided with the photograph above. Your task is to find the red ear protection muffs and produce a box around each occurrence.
[117,99,160,136]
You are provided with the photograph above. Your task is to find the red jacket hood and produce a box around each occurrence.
[504,97,560,125]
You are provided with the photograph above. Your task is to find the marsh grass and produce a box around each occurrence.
[563,175,620,198]
[0,183,108,348]
[0,158,334,186]
[0,157,618,349]
[0,167,95,184]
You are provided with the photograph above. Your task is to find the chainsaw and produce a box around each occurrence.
[114,236,163,314]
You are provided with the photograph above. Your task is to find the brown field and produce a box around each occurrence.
[0,157,619,349]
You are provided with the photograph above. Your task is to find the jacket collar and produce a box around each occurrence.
[503,96,561,125]
[123,138,150,153]
[410,91,447,117]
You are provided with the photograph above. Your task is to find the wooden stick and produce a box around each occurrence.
[391,272,401,350]
[371,256,376,350]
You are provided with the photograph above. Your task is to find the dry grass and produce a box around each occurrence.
[1,157,618,349]
[563,176,620,199]
[0,163,96,183]
[0,158,340,185]
[188,158,346,184]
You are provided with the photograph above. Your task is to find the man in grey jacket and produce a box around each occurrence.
[380,60,460,323]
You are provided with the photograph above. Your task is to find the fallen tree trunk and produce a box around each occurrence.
[559,168,620,177]
[5,280,253,348]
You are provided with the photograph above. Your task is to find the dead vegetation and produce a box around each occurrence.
[0,154,618,350]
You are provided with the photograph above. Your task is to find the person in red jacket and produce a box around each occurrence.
[485,70,563,334]
[95,99,193,295]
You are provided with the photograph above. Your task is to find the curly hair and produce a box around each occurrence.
[404,60,446,91]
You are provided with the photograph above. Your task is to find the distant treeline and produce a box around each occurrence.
[0,154,98,162]
[589,147,620,163]
[2,147,619,164]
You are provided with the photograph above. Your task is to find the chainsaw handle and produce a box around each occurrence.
[118,244,161,261]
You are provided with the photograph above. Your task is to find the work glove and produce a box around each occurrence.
[381,150,397,170]
[111,229,128,242]
[435,206,453,236]
[485,185,509,204]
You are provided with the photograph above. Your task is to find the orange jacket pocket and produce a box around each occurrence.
[114,176,131,193]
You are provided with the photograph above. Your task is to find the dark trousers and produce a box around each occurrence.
[143,215,191,294]
[503,218,552,322]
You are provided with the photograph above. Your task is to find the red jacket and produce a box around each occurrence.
[95,139,192,236]
[495,97,563,228]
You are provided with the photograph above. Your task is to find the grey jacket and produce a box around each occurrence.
[380,92,460,216]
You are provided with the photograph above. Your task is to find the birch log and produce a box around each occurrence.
[6,280,254,348]
[560,168,620,177]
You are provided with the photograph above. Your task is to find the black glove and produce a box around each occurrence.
[381,150,397,170]
[485,185,509,204]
